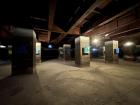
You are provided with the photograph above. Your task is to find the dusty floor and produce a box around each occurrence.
[0,60,140,105]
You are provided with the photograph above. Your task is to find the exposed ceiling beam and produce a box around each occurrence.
[87,18,140,39]
[84,2,140,35]
[52,24,65,33]
[109,27,140,39]
[34,27,80,35]
[38,34,48,42]
[48,0,56,43]
[52,27,80,44]
[111,31,140,41]
[55,0,111,44]
[98,3,140,27]
[30,16,48,21]
[69,0,111,30]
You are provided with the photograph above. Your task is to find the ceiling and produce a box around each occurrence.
[0,0,140,46]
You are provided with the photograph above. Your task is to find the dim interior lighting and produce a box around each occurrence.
[0,45,6,48]
[93,39,99,43]
[105,34,109,37]
[36,42,41,47]
[124,42,134,47]
[48,44,53,48]
[8,45,12,48]
[92,48,98,52]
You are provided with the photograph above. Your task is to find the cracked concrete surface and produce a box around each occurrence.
[0,60,140,105]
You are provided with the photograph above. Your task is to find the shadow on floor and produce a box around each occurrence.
[0,73,48,105]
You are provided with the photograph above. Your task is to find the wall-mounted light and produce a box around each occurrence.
[93,39,99,44]
[0,45,6,48]
[123,41,134,47]
[92,48,98,52]
[48,44,53,48]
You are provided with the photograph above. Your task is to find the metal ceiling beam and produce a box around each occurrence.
[48,0,56,43]
[55,0,111,44]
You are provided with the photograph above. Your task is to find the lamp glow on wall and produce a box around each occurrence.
[92,48,98,52]
[123,41,134,47]
[48,44,53,48]
[93,39,99,44]
[92,38,101,48]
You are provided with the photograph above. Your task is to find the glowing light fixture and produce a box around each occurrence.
[124,42,134,47]
[92,48,98,52]
[105,34,109,37]
[93,39,99,43]
[0,45,6,48]
[48,44,53,48]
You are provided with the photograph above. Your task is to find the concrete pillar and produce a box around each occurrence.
[36,42,41,63]
[63,44,71,60]
[105,40,119,63]
[12,28,36,75]
[75,36,90,66]
[58,47,64,60]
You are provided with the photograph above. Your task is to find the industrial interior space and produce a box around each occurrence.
[0,0,140,105]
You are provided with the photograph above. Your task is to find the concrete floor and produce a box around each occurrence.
[0,60,140,105]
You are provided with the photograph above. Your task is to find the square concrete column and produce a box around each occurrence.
[36,42,41,63]
[63,44,71,60]
[58,47,64,60]
[12,28,36,75]
[75,36,90,66]
[105,40,119,63]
